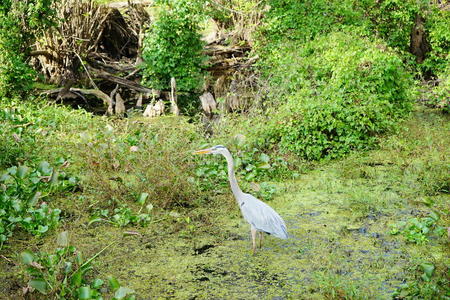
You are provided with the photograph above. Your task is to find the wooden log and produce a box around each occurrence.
[90,68,153,93]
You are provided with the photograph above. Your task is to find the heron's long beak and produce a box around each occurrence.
[192,148,212,155]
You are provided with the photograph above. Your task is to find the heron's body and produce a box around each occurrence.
[238,192,288,239]
[194,145,288,254]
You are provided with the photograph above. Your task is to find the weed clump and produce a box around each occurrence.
[78,117,205,210]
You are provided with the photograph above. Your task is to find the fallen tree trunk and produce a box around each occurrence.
[92,68,153,93]
[43,87,113,111]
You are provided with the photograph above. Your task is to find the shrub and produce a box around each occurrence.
[0,17,35,97]
[423,7,450,75]
[141,0,205,92]
[0,0,55,97]
[260,31,415,160]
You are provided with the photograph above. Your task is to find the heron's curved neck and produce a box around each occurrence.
[222,150,243,198]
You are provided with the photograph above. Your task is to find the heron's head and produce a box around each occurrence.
[193,145,227,156]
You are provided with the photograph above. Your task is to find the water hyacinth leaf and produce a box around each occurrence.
[56,157,65,165]
[78,286,92,299]
[64,261,73,274]
[7,166,17,176]
[92,278,104,289]
[29,279,47,294]
[38,161,52,175]
[114,287,135,299]
[421,263,435,278]
[20,251,34,265]
[108,276,120,291]
[137,193,148,205]
[37,225,49,234]
[57,231,69,247]
[259,153,270,163]
[17,166,29,178]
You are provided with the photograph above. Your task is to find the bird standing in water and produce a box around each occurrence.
[193,145,288,254]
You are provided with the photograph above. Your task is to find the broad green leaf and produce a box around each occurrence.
[17,166,28,178]
[108,276,120,291]
[78,286,92,299]
[29,279,47,294]
[0,172,10,182]
[114,287,135,299]
[137,193,148,205]
[37,225,49,234]
[421,263,435,278]
[38,161,52,175]
[20,251,34,265]
[7,166,17,176]
[92,278,104,289]
[259,153,270,163]
[72,270,83,287]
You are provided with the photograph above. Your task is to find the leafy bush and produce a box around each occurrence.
[141,0,205,92]
[0,17,35,97]
[0,0,55,97]
[259,31,415,160]
[255,0,369,60]
[20,232,135,299]
[423,6,450,75]
[0,161,76,248]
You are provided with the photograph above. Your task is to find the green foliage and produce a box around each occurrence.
[394,262,449,299]
[194,143,288,195]
[363,0,419,51]
[78,117,205,209]
[89,197,153,228]
[422,6,450,74]
[0,17,35,97]
[0,0,55,97]
[361,0,449,75]
[257,0,367,46]
[0,106,38,167]
[142,0,205,92]
[0,161,77,248]
[20,232,135,299]
[260,31,415,160]
[390,211,446,245]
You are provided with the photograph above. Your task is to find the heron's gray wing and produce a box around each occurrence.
[239,193,288,239]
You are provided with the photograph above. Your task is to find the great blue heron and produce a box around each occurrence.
[193,145,288,254]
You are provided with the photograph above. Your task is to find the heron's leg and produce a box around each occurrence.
[259,232,264,249]
[251,226,257,255]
